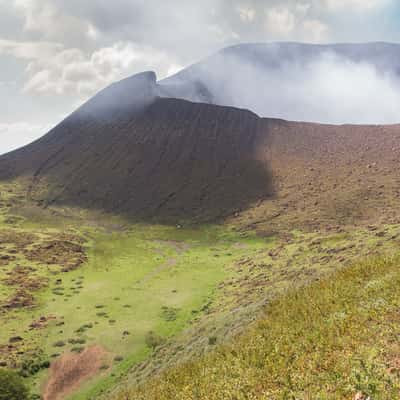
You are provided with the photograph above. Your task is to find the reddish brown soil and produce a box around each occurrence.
[0,254,16,266]
[0,229,37,247]
[2,289,34,310]
[29,315,57,330]
[242,119,400,231]
[3,265,47,290]
[0,230,86,313]
[43,345,109,400]
[24,240,87,272]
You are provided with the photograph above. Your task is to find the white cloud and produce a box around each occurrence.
[87,23,100,40]
[167,63,184,77]
[323,0,389,11]
[236,5,256,22]
[265,6,296,36]
[23,42,180,96]
[13,0,92,44]
[302,19,329,42]
[0,39,181,97]
[294,53,400,123]
[214,50,400,124]
[264,4,329,41]
[0,39,62,59]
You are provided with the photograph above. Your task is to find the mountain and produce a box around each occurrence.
[0,71,272,221]
[1,57,400,224]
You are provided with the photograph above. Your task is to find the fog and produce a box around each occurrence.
[162,43,400,125]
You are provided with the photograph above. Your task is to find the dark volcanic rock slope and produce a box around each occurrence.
[0,74,272,221]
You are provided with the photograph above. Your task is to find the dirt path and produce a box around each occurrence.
[43,345,108,400]
[153,240,191,255]
[138,240,190,285]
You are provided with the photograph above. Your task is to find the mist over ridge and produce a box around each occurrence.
[158,42,400,125]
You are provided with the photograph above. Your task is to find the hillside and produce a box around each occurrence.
[1,52,400,400]
[109,253,400,400]
[114,254,400,400]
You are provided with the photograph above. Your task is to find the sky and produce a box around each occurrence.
[1,0,400,154]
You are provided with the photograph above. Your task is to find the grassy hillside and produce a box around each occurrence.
[114,254,400,400]
[1,179,400,399]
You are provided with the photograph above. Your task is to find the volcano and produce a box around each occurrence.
[1,43,400,224]
[0,71,273,221]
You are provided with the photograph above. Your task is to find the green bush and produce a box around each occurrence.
[0,369,29,400]
[19,354,50,377]
[160,306,179,322]
[145,331,165,349]
[208,336,217,345]
[71,346,84,353]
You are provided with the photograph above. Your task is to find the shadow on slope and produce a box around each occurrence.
[0,95,274,223]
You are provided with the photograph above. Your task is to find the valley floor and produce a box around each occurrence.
[0,180,399,399]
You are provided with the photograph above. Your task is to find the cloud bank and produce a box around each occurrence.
[164,43,400,124]
[218,51,400,124]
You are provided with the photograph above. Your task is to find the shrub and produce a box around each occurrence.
[0,369,29,400]
[160,306,179,322]
[96,312,107,317]
[208,336,217,345]
[145,331,165,349]
[71,346,84,353]
[41,360,51,369]
[19,354,50,377]
[68,338,86,345]
[76,323,93,334]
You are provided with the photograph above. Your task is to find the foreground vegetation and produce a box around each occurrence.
[0,369,29,400]
[115,254,400,399]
